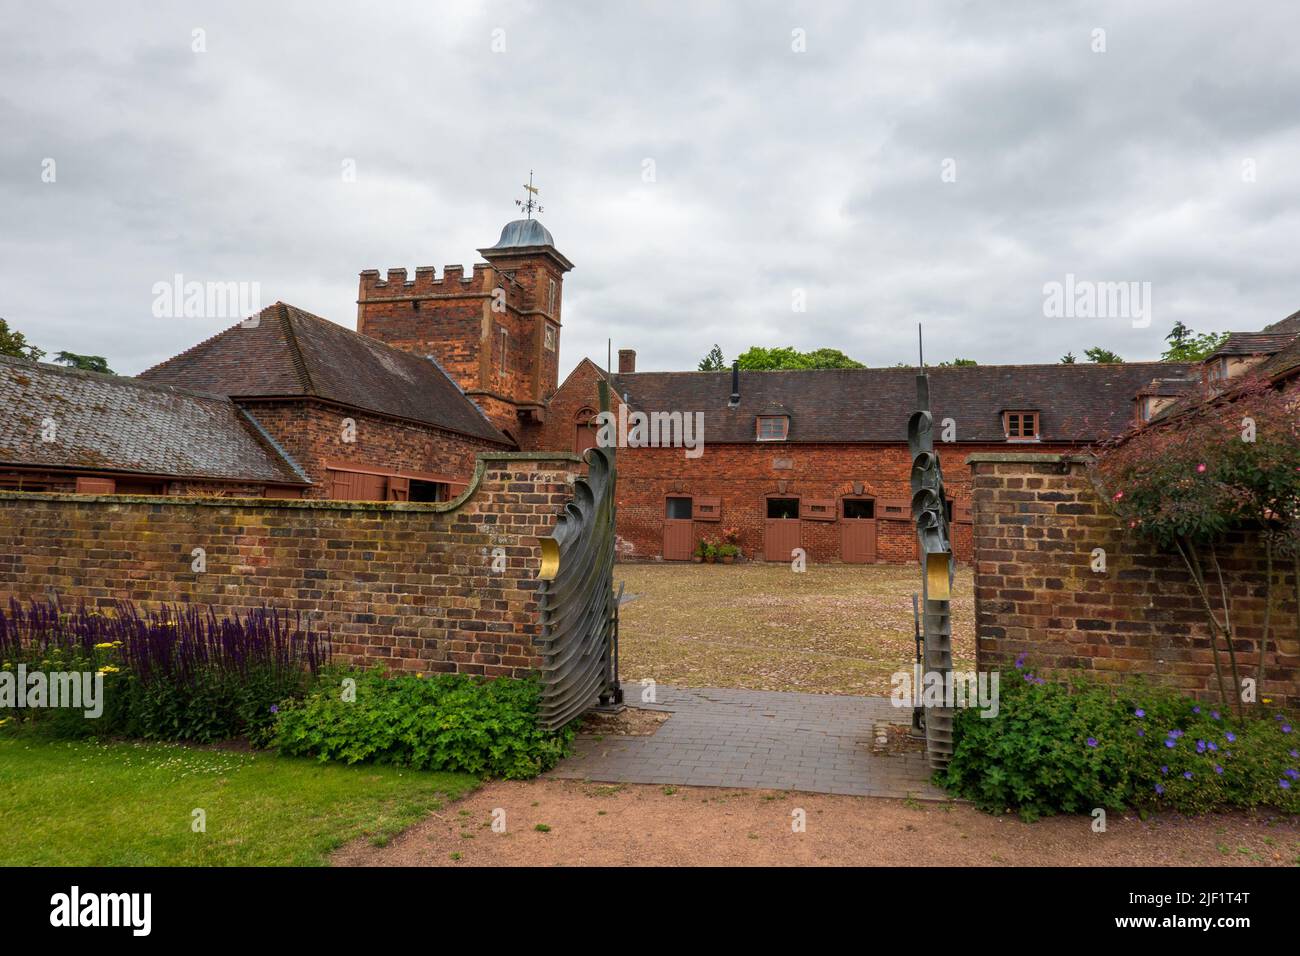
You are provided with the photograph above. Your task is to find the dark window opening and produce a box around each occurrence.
[666,496,693,519]
[115,480,166,496]
[843,499,875,519]
[767,497,799,519]
[409,480,449,502]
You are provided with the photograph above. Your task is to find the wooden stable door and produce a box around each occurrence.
[763,497,801,562]
[840,497,877,563]
[663,496,695,560]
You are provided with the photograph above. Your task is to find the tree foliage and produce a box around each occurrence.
[1084,346,1123,364]
[0,317,45,362]
[697,344,726,371]
[1162,321,1229,362]
[53,351,115,375]
[735,346,865,370]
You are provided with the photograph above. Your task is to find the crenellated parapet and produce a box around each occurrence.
[358,263,497,299]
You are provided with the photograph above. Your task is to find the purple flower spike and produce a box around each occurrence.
[1283,725,1293,734]
[1285,769,1299,780]
[1015,652,1027,670]
[1211,710,1220,720]
[1207,742,1218,752]
[270,704,279,714]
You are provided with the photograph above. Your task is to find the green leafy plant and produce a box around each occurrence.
[273,669,573,779]
[939,658,1299,820]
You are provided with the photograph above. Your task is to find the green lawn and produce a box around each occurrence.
[0,734,477,866]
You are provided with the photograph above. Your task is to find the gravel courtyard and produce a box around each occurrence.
[613,562,976,696]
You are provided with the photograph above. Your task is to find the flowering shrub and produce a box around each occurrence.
[273,669,572,779]
[0,599,329,743]
[1091,375,1300,712]
[939,658,1299,820]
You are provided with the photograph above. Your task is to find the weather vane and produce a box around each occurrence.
[515,170,543,219]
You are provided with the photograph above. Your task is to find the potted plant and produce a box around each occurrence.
[718,543,739,565]
[692,540,706,563]
[704,542,718,563]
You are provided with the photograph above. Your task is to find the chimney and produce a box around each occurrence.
[618,349,637,374]
[729,360,740,406]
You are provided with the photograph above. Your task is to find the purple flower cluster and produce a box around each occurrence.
[0,597,331,687]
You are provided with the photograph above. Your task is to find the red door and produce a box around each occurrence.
[840,497,877,563]
[663,496,695,560]
[763,497,801,562]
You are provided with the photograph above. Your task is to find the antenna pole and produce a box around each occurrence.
[918,323,923,368]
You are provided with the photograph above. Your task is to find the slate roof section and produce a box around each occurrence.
[610,363,1196,444]
[1264,308,1300,335]
[1135,377,1200,398]
[1207,331,1299,359]
[0,355,307,484]
[139,302,511,445]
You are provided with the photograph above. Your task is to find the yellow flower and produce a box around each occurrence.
[98,665,120,674]
[1263,697,1273,704]
[94,642,114,650]
[0,718,10,727]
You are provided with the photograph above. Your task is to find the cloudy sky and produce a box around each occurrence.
[4,0,1300,377]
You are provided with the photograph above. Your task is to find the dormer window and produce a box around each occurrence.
[1003,410,1039,441]
[756,415,789,441]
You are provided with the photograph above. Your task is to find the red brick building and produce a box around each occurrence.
[138,301,512,500]
[6,213,1296,565]
[550,356,1197,563]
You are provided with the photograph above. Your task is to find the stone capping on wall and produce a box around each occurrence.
[0,451,585,514]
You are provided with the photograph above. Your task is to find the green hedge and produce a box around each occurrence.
[939,660,1299,820]
[273,669,573,779]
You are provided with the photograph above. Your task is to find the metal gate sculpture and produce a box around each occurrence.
[907,372,955,769]
[535,381,621,730]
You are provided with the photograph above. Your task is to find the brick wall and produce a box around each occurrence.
[0,453,582,677]
[607,441,1081,563]
[240,398,508,496]
[518,359,614,459]
[969,453,1300,706]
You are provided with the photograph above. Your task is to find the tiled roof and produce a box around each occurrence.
[1256,335,1300,382]
[1135,377,1200,398]
[1264,308,1300,334]
[139,302,511,445]
[610,362,1196,443]
[1207,331,1299,359]
[0,356,306,484]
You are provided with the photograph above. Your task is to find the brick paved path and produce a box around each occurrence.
[546,685,947,800]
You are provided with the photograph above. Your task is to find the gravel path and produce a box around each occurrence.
[332,779,1300,867]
